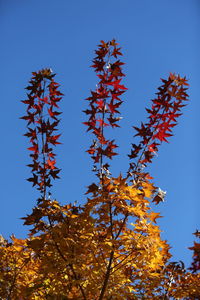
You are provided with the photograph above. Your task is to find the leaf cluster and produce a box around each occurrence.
[0,41,199,300]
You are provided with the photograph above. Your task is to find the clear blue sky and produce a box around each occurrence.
[1,0,199,268]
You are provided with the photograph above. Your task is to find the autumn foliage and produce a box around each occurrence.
[0,40,199,299]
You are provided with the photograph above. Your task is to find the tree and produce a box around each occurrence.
[0,40,199,299]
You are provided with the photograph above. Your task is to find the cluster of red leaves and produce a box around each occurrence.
[83,40,127,176]
[128,73,189,178]
[21,69,63,198]
[189,230,200,273]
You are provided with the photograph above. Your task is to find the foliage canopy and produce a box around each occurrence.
[0,40,199,299]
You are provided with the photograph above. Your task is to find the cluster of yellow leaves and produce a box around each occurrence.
[0,235,41,299]
[0,176,199,299]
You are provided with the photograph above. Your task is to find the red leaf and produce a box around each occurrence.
[20,113,35,125]
[28,144,39,154]
[48,107,61,120]
[27,174,38,187]
[108,101,122,113]
[46,159,56,170]
[112,47,122,58]
[49,169,60,179]
[153,131,173,142]
[24,128,37,142]
[106,79,127,91]
[38,96,49,104]
[47,135,61,145]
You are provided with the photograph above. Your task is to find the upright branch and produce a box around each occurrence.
[21,68,63,201]
[83,39,127,179]
[128,73,189,182]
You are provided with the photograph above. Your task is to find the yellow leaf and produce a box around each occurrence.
[142,181,155,198]
[148,212,162,223]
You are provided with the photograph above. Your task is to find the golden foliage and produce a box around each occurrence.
[1,176,199,299]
